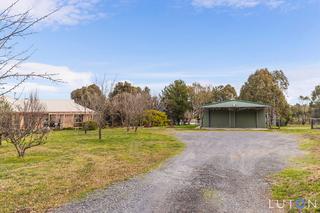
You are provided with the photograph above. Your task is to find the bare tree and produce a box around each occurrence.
[90,79,113,140]
[0,0,60,96]
[110,92,149,132]
[0,93,50,157]
[188,83,215,126]
[110,92,132,131]
[131,93,149,131]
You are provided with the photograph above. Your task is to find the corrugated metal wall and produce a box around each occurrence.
[202,109,266,128]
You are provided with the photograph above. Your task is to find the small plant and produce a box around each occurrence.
[83,120,98,131]
[144,110,169,127]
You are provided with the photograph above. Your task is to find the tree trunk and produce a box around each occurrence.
[0,134,2,146]
[134,126,138,132]
[14,145,25,158]
[18,149,26,158]
[98,127,102,140]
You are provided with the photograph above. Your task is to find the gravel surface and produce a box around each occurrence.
[53,131,302,213]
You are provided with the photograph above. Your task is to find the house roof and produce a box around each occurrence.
[6,98,94,113]
[203,100,270,109]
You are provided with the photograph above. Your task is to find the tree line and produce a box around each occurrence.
[71,68,316,129]
[2,2,319,158]
[290,86,320,125]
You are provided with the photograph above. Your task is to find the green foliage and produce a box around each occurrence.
[161,80,191,125]
[213,84,237,102]
[143,110,169,127]
[311,85,320,106]
[83,120,98,131]
[71,84,102,109]
[109,81,150,98]
[239,68,290,121]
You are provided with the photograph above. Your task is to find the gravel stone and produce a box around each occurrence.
[53,131,302,213]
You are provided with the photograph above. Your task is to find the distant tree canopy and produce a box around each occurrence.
[161,80,191,125]
[289,96,311,125]
[71,84,102,109]
[213,84,237,102]
[109,81,150,98]
[188,83,214,121]
[311,85,320,107]
[187,83,237,121]
[239,68,289,122]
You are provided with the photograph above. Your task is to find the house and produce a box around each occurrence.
[7,98,94,129]
[201,100,270,129]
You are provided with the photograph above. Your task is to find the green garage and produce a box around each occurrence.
[201,100,270,129]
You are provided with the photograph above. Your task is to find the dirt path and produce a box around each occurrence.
[53,131,302,213]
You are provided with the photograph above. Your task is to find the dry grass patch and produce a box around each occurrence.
[271,127,320,211]
[0,128,184,212]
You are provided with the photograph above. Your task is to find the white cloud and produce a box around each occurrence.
[19,62,93,87]
[192,0,284,8]
[286,67,320,104]
[0,0,104,27]
[4,62,93,98]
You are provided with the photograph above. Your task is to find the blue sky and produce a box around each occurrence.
[2,0,320,103]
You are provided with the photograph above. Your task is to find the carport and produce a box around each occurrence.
[201,100,270,128]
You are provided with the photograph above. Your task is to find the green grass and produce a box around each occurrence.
[271,126,320,211]
[273,125,320,134]
[174,124,198,129]
[0,128,184,212]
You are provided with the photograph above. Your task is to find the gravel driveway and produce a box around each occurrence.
[54,131,302,213]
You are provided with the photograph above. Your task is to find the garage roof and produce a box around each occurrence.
[203,100,270,109]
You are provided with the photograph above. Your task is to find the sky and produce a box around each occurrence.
[1,0,320,103]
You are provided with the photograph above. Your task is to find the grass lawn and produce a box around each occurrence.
[0,128,184,212]
[173,124,198,130]
[271,126,320,211]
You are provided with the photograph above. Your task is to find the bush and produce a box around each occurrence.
[83,120,98,131]
[144,110,169,127]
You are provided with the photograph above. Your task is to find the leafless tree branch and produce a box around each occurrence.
[0,0,61,96]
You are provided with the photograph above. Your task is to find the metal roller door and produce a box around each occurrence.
[235,110,257,128]
[211,110,230,128]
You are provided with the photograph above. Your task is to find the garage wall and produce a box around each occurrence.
[256,109,267,128]
[202,109,210,127]
[235,110,256,128]
[202,108,267,128]
[211,110,229,128]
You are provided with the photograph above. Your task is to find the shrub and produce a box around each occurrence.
[83,120,98,131]
[144,110,169,127]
